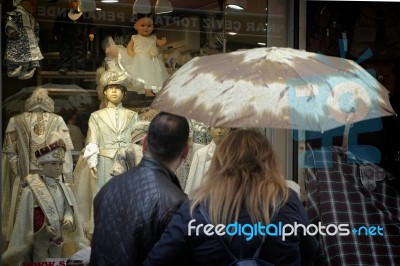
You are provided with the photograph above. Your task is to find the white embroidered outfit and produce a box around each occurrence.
[118,35,169,94]
[2,89,73,243]
[74,101,139,234]
[2,174,87,265]
[185,140,217,197]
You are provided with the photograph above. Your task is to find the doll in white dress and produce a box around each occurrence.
[118,14,169,95]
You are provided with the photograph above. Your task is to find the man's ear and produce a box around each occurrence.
[180,142,190,160]
[142,134,149,152]
[134,22,138,31]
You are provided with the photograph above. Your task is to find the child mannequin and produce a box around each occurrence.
[185,127,232,197]
[118,14,169,95]
[4,0,43,80]
[2,88,74,244]
[83,70,139,184]
[74,70,139,235]
[2,139,88,265]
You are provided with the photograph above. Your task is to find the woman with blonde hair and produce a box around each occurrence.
[145,129,319,266]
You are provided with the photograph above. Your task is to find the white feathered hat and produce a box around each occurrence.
[99,70,129,91]
[25,88,55,113]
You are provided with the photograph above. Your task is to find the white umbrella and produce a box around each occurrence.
[152,47,395,132]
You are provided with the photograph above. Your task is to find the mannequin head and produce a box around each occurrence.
[35,140,66,178]
[19,0,38,13]
[209,127,231,145]
[40,161,64,178]
[134,16,154,37]
[100,70,128,105]
[103,85,126,105]
[69,0,79,11]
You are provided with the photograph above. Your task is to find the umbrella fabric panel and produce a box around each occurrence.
[152,47,395,131]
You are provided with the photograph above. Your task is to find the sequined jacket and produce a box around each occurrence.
[4,6,43,63]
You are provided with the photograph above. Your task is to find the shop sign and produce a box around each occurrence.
[36,4,284,37]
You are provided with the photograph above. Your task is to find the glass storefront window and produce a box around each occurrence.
[2,0,293,175]
[3,0,400,263]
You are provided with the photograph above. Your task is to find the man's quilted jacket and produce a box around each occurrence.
[90,156,187,266]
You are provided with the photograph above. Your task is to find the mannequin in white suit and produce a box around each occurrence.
[185,127,231,197]
[83,70,139,187]
[2,139,88,265]
[73,70,139,235]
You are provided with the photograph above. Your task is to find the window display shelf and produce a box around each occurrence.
[36,50,100,84]
[37,71,97,84]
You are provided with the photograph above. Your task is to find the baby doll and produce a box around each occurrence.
[2,139,88,265]
[118,14,170,95]
[4,0,43,80]
[53,0,95,75]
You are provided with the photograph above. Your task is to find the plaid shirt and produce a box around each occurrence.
[305,146,400,266]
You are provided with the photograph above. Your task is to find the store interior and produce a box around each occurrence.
[1,0,400,264]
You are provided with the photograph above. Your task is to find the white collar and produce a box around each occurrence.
[42,176,59,188]
[68,9,83,20]
[107,102,123,109]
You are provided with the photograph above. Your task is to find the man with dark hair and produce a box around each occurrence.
[147,113,191,162]
[90,112,189,266]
